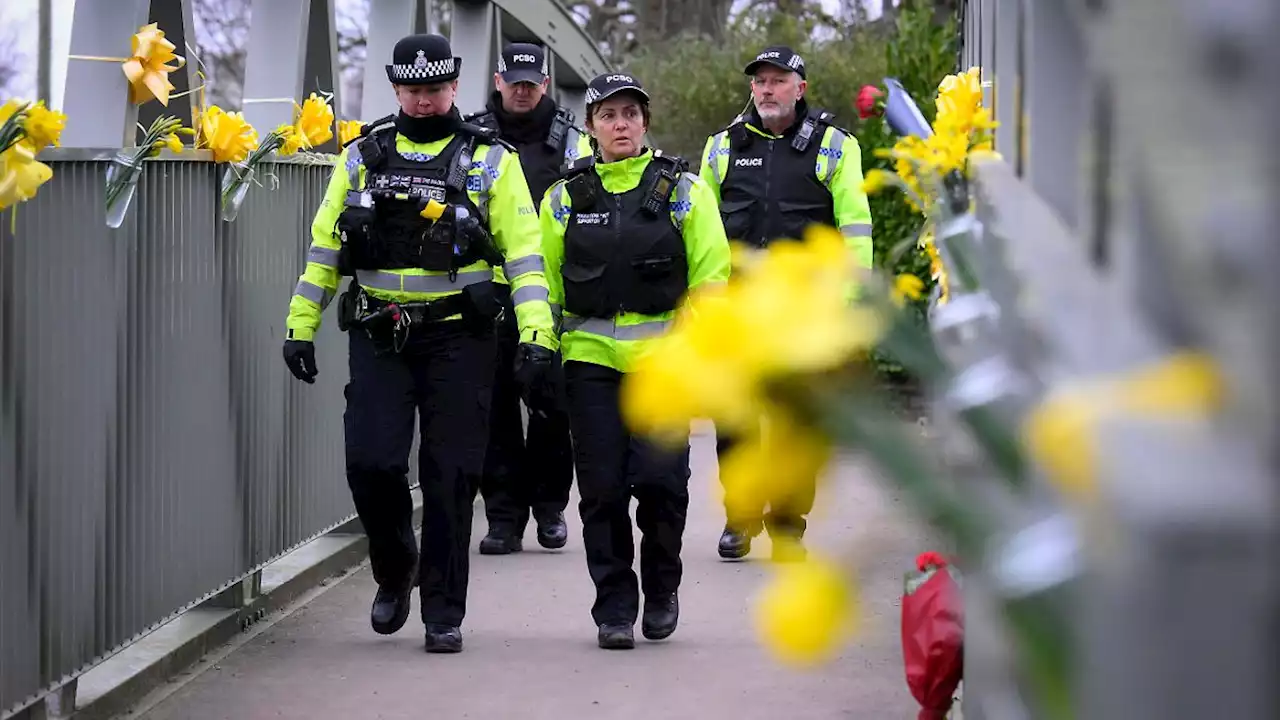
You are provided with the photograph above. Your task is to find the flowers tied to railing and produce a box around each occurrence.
[0,99,66,213]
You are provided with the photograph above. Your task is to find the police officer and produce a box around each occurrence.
[464,43,591,556]
[698,45,873,561]
[281,34,557,654]
[540,72,731,649]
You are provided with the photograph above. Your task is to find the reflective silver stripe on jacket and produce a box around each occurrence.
[705,133,725,185]
[840,223,873,237]
[821,129,846,186]
[354,269,493,293]
[504,254,544,280]
[307,246,340,266]
[294,280,334,309]
[511,285,549,306]
[475,144,506,221]
[561,316,671,341]
[672,174,695,229]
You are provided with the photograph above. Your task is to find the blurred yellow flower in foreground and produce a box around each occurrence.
[1022,352,1225,501]
[720,407,832,531]
[621,224,883,442]
[755,553,858,666]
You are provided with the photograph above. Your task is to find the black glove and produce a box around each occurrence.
[283,339,318,384]
[512,342,554,415]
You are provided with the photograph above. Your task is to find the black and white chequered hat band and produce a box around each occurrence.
[388,50,457,82]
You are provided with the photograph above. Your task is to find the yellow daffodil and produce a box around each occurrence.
[621,224,884,441]
[720,406,832,534]
[754,553,858,666]
[197,106,257,164]
[338,119,362,146]
[276,125,304,156]
[122,23,186,106]
[891,273,925,306]
[1022,352,1225,501]
[163,132,183,154]
[293,93,334,149]
[0,143,54,211]
[20,102,66,151]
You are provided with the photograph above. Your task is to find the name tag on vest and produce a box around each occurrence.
[573,212,611,226]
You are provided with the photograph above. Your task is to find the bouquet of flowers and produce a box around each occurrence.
[104,113,188,228]
[0,98,66,212]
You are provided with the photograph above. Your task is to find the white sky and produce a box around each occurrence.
[1,0,886,106]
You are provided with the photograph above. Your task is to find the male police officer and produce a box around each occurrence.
[281,33,557,654]
[464,43,591,556]
[698,45,873,561]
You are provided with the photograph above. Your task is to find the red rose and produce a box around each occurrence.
[915,551,949,571]
[855,84,884,119]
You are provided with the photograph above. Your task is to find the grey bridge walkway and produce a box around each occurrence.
[126,429,926,720]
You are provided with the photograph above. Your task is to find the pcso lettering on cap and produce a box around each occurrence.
[606,74,634,83]
[514,54,536,62]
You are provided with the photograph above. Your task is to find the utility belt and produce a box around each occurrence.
[336,281,502,354]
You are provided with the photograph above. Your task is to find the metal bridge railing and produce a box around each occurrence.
[942,1,1280,719]
[0,150,354,718]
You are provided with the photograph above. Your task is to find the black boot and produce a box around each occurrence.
[717,526,751,560]
[533,509,568,549]
[478,526,523,555]
[424,623,463,653]
[641,593,679,641]
[597,623,635,650]
[370,576,413,635]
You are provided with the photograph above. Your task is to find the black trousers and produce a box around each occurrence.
[565,360,691,626]
[480,284,574,533]
[715,431,816,536]
[344,319,496,627]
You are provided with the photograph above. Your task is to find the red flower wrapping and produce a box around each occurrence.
[902,554,964,720]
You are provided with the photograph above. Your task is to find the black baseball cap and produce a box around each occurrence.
[584,72,650,107]
[497,42,548,84]
[744,45,807,79]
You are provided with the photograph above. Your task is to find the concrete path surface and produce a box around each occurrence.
[129,427,928,720]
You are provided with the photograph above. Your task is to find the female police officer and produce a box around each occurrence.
[538,72,731,649]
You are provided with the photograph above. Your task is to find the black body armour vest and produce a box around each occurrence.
[468,106,575,208]
[336,122,495,274]
[560,152,690,319]
[718,108,838,247]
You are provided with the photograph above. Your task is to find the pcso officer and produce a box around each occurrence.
[698,45,873,561]
[464,43,592,556]
[540,72,731,649]
[281,33,557,654]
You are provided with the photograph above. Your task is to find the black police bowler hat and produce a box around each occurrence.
[386,34,462,85]
[584,72,650,107]
[744,45,807,79]
[498,43,549,84]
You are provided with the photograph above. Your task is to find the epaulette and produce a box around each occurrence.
[458,121,516,152]
[563,154,596,179]
[463,108,498,129]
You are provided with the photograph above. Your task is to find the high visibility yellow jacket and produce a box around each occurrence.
[698,114,874,270]
[539,149,732,373]
[285,130,556,350]
[493,128,594,286]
